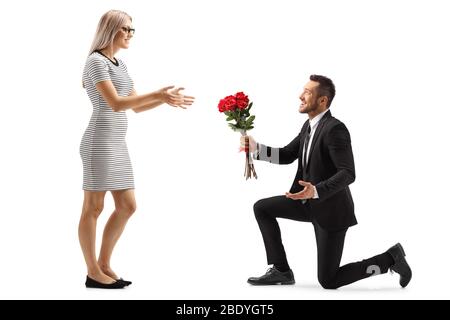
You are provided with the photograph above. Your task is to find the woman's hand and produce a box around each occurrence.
[159,86,195,109]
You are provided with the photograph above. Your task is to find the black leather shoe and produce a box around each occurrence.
[85,276,127,289]
[387,243,412,288]
[248,267,295,285]
[117,278,132,286]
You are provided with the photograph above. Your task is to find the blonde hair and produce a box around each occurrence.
[82,10,132,87]
[89,9,132,55]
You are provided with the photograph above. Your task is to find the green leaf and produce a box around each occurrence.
[248,126,254,130]
[224,111,231,116]
[228,123,238,131]
[248,102,253,111]
[245,115,255,126]
[226,116,234,121]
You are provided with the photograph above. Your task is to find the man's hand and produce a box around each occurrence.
[285,180,315,200]
[240,135,257,153]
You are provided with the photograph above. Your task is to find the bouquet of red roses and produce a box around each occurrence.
[218,92,257,180]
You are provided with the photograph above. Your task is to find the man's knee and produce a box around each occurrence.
[318,274,339,290]
[253,199,269,219]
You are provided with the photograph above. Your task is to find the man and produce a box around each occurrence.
[242,75,412,289]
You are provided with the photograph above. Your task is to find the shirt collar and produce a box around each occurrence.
[309,109,329,130]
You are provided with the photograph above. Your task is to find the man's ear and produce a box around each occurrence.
[320,96,329,107]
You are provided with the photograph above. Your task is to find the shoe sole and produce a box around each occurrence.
[247,280,295,286]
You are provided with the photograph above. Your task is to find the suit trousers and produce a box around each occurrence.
[253,196,393,289]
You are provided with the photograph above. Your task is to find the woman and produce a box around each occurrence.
[79,10,195,289]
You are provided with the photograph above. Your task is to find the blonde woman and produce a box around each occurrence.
[79,10,195,289]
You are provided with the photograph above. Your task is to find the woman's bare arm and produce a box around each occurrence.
[95,81,183,112]
[128,89,164,113]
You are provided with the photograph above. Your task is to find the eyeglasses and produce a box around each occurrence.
[121,27,135,35]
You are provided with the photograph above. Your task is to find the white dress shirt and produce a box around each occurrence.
[303,109,329,168]
[303,109,329,199]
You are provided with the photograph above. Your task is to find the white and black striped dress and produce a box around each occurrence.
[80,51,134,191]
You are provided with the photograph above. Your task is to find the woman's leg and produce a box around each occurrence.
[98,189,137,279]
[78,190,116,284]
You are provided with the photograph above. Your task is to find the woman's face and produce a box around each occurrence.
[114,18,134,50]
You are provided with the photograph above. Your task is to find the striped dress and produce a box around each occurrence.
[80,51,135,191]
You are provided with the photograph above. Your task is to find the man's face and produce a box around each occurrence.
[299,81,320,114]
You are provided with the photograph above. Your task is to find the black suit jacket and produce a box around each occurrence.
[256,110,357,231]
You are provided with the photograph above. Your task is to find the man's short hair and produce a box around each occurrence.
[310,74,336,108]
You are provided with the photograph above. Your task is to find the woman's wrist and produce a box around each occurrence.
[154,90,164,103]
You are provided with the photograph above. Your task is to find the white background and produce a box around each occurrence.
[1,0,449,300]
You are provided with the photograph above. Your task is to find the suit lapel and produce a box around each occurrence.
[298,120,310,170]
[305,110,332,171]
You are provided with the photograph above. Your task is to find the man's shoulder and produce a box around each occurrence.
[324,115,350,133]
[326,114,344,126]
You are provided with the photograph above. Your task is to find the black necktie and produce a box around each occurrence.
[303,124,311,174]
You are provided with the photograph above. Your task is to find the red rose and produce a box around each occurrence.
[235,92,249,109]
[224,95,237,111]
[218,99,227,112]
